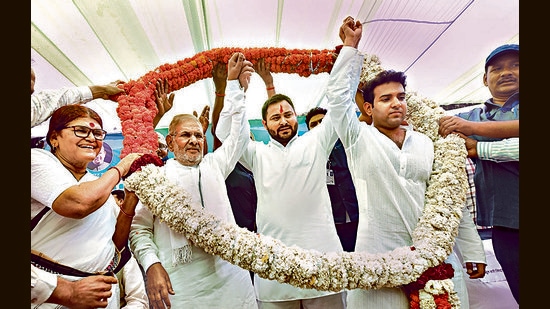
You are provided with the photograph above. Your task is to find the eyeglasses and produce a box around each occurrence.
[64,125,107,141]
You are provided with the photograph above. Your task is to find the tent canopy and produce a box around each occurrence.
[31,0,518,134]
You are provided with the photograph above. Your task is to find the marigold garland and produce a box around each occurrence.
[119,47,467,309]
[113,47,335,157]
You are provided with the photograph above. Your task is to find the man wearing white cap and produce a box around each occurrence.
[156,131,169,162]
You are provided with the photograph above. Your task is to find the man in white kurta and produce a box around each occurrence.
[129,58,257,308]
[326,18,485,309]
[216,73,345,308]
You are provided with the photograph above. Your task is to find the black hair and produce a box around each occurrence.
[361,70,407,106]
[46,105,103,151]
[304,107,327,130]
[261,93,295,121]
[111,189,125,201]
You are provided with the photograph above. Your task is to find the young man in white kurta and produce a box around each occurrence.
[326,20,485,309]
[129,76,257,308]
[215,71,345,309]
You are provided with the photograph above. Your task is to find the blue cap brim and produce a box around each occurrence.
[485,44,519,70]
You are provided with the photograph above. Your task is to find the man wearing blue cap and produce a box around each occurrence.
[438,44,519,304]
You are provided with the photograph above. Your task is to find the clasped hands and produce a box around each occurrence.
[227,52,254,92]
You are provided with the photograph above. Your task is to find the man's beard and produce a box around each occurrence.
[269,123,297,145]
[175,149,203,166]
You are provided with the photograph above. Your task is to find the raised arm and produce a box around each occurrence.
[214,53,254,143]
[211,52,254,176]
[210,62,228,150]
[89,80,125,100]
[153,78,175,128]
[254,58,276,98]
[325,16,364,148]
[194,104,211,154]
[31,81,124,128]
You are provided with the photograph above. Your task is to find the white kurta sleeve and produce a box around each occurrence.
[31,264,57,304]
[31,86,93,128]
[130,202,161,272]
[210,79,251,176]
[117,255,149,309]
[214,80,243,143]
[455,204,487,264]
[325,46,364,148]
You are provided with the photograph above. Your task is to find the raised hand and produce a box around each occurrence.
[227,52,255,92]
[212,62,228,94]
[153,79,175,127]
[193,105,211,134]
[227,52,244,81]
[90,81,125,100]
[115,152,144,178]
[340,16,362,48]
[254,58,273,87]
[238,59,254,92]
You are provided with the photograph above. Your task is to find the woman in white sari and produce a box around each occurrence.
[31,104,142,308]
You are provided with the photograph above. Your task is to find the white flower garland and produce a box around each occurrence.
[124,54,467,308]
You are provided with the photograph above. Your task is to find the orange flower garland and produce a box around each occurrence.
[112,47,336,157]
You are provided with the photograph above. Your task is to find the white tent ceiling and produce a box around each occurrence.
[31,0,518,135]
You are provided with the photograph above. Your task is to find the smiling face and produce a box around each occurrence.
[50,117,104,170]
[167,115,205,166]
[262,100,298,146]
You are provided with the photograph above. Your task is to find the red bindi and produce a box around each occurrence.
[89,123,95,127]
[279,104,283,113]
